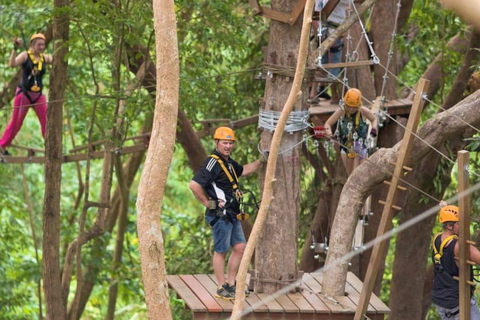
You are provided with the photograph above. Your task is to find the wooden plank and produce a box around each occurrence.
[346,273,389,313]
[166,275,206,312]
[345,281,375,313]
[308,273,351,313]
[179,275,223,312]
[287,292,315,313]
[257,293,284,312]
[354,78,430,320]
[458,150,472,320]
[319,60,375,69]
[274,294,299,313]
[194,274,233,312]
[299,289,330,313]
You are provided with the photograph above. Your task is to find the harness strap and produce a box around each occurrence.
[210,154,243,202]
[27,49,44,72]
[433,233,458,263]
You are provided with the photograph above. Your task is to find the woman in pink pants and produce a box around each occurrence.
[0,33,52,156]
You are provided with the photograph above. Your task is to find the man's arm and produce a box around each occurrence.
[242,160,262,177]
[189,180,209,208]
[454,242,480,264]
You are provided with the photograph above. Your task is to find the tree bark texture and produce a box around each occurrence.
[136,0,178,318]
[231,0,315,317]
[254,0,311,294]
[322,89,480,296]
[42,1,69,318]
[356,118,406,288]
[345,19,376,102]
[371,0,399,98]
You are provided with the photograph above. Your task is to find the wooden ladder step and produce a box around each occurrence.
[382,180,407,191]
[378,200,402,211]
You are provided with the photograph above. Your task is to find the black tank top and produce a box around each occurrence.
[19,53,46,92]
[432,236,474,309]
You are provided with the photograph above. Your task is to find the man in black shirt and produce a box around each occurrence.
[432,202,480,319]
[189,127,263,299]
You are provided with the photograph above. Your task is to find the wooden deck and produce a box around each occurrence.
[167,272,389,319]
[309,98,413,123]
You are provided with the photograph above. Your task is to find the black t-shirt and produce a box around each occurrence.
[192,150,244,218]
[432,236,474,309]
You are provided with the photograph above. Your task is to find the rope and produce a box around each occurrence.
[376,61,480,136]
[378,0,401,113]
[258,109,310,133]
[0,68,262,114]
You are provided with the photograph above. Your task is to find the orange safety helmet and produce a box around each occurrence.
[213,127,235,141]
[344,88,362,108]
[439,205,459,223]
[30,33,46,44]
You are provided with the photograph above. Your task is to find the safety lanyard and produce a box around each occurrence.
[433,233,457,263]
[210,154,242,201]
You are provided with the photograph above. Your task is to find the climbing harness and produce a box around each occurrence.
[26,49,44,92]
[432,233,458,274]
[210,154,243,203]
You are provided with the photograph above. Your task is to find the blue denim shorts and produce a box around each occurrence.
[321,27,343,78]
[206,216,246,253]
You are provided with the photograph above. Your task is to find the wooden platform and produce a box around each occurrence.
[167,272,390,319]
[309,99,413,123]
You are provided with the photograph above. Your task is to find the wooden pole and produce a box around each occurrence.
[354,78,430,320]
[458,150,471,320]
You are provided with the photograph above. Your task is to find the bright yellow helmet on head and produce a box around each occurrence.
[30,33,46,44]
[439,205,459,223]
[213,127,235,141]
[344,88,362,108]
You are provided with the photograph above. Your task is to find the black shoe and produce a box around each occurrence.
[231,282,251,297]
[215,283,235,300]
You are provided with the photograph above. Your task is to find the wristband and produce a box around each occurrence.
[207,199,217,210]
[370,128,377,137]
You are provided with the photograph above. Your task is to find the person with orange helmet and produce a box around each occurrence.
[0,33,52,156]
[189,127,263,299]
[324,88,377,175]
[432,201,480,319]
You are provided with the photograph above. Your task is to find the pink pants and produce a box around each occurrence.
[0,89,47,148]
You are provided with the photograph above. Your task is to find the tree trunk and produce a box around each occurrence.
[136,0,178,318]
[388,32,480,320]
[42,0,69,318]
[254,0,311,294]
[371,0,398,98]
[407,29,472,101]
[322,89,480,296]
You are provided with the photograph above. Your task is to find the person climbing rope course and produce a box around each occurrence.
[189,127,264,299]
[432,202,480,320]
[324,88,377,175]
[0,33,52,156]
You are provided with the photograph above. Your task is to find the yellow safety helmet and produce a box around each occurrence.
[344,88,362,108]
[439,205,459,223]
[30,33,46,44]
[213,127,235,141]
